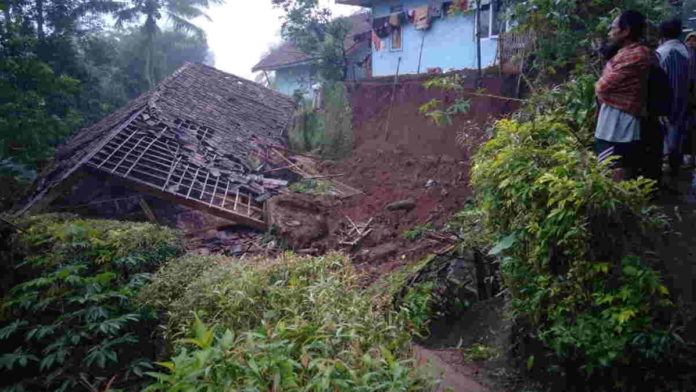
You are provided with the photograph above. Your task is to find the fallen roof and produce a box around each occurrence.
[19,63,296,229]
[252,12,371,72]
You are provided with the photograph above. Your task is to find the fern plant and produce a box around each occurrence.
[0,214,182,392]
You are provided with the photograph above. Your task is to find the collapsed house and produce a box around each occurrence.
[18,63,298,234]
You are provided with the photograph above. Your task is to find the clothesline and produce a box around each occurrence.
[371,1,471,51]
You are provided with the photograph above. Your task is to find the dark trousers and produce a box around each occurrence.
[640,117,663,183]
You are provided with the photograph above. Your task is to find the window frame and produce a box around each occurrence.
[389,4,404,51]
[475,2,504,40]
[390,25,403,51]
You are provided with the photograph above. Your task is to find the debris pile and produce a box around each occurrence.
[186,228,276,257]
[339,216,373,248]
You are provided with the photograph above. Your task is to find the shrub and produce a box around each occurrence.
[402,223,434,242]
[288,83,353,159]
[320,82,353,159]
[0,214,183,392]
[288,105,324,153]
[142,252,434,391]
[288,178,335,195]
[470,77,676,379]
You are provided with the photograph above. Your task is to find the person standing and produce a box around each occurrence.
[640,51,672,184]
[595,10,650,181]
[682,32,696,169]
[656,19,693,187]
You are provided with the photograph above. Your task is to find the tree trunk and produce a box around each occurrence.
[3,0,12,29]
[341,46,348,81]
[35,0,44,40]
[143,14,158,88]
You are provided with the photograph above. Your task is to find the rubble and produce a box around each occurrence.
[386,199,417,211]
[395,251,501,320]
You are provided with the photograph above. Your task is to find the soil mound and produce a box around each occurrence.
[270,75,519,270]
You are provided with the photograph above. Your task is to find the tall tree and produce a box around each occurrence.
[505,0,673,78]
[0,24,82,179]
[272,0,352,82]
[115,0,221,87]
[114,26,210,97]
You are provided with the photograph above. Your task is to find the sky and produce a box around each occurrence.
[196,0,363,81]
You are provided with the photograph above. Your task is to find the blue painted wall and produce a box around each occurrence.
[372,0,498,76]
[275,64,318,98]
[273,44,370,98]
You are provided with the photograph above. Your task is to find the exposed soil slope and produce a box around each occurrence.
[271,74,518,270]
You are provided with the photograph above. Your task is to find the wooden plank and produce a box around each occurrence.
[210,175,221,207]
[186,168,201,199]
[138,197,158,222]
[201,171,210,200]
[112,133,149,174]
[162,156,183,190]
[83,167,267,230]
[124,130,166,177]
[98,140,176,168]
[97,128,140,168]
[222,180,230,208]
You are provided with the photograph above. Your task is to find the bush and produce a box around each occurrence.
[142,252,434,391]
[288,178,335,195]
[320,82,353,159]
[0,214,183,392]
[470,79,677,379]
[288,83,353,159]
[288,105,324,153]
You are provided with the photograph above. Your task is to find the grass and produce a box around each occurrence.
[141,252,436,391]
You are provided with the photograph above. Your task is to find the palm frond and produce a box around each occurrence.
[165,0,205,20]
[166,12,205,39]
[71,0,128,18]
[114,6,142,29]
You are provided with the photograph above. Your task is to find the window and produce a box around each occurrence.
[391,25,403,50]
[479,4,491,38]
[389,4,403,51]
[476,1,504,39]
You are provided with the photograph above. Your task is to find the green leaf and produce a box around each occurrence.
[526,355,535,370]
[488,233,517,256]
[0,320,28,340]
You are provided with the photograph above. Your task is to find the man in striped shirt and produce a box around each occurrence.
[657,19,695,184]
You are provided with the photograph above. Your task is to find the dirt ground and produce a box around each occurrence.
[655,171,696,342]
[270,75,518,273]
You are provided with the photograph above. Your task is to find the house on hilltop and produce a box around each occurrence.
[338,0,511,77]
[252,12,372,98]
[18,63,297,231]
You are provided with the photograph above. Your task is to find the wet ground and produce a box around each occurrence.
[656,170,696,339]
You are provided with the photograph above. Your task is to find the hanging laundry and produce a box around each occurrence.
[371,30,383,52]
[373,16,391,38]
[444,0,468,14]
[407,9,416,23]
[429,0,443,18]
[414,5,431,31]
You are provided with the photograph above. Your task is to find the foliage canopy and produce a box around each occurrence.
[0,214,183,391]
